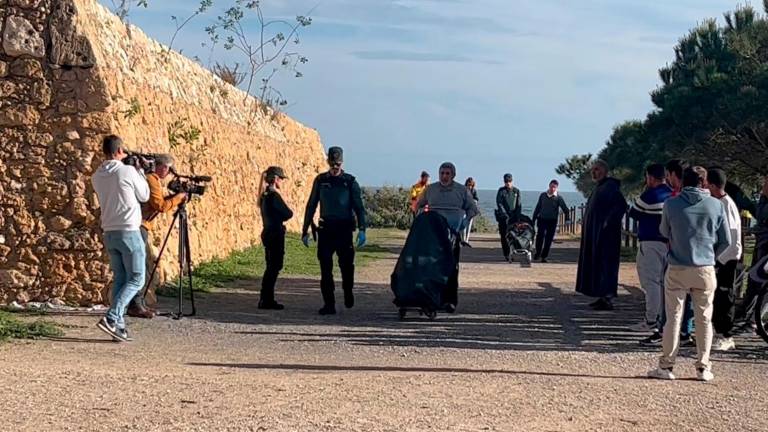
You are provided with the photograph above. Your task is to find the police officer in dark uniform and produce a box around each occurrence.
[302,147,367,315]
[259,166,293,310]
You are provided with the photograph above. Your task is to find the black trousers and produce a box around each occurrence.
[498,219,510,258]
[714,260,738,337]
[317,223,355,307]
[261,229,285,303]
[535,219,558,259]
[444,238,461,307]
[737,235,768,325]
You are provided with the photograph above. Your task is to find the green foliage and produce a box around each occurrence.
[470,213,495,233]
[121,97,142,120]
[0,311,63,342]
[363,187,413,230]
[555,154,594,197]
[158,232,389,294]
[562,3,768,196]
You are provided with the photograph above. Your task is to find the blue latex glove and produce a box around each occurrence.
[301,233,311,248]
[356,230,367,248]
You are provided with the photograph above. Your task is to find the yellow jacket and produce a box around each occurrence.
[141,173,185,231]
[410,182,427,211]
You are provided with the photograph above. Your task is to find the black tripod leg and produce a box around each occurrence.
[175,212,186,320]
[142,211,179,300]
[183,213,196,316]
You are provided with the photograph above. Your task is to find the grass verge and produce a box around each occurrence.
[0,310,63,342]
[158,230,393,295]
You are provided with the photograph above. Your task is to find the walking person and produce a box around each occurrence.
[734,175,768,334]
[532,179,571,263]
[627,164,673,333]
[495,173,522,261]
[463,177,479,241]
[302,147,367,315]
[575,160,627,311]
[258,166,293,310]
[409,171,430,213]
[706,168,742,351]
[648,167,731,382]
[416,162,479,312]
[91,135,150,342]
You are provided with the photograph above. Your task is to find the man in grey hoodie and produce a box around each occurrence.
[92,135,150,342]
[648,167,731,382]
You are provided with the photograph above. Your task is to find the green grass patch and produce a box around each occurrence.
[0,310,63,342]
[158,231,391,295]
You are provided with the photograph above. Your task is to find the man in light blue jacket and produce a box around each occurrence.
[648,167,731,382]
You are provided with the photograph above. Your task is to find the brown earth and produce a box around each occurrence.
[1,233,767,432]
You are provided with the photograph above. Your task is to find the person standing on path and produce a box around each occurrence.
[495,173,522,261]
[302,147,367,315]
[92,135,150,342]
[575,160,627,311]
[417,162,479,313]
[734,175,768,334]
[627,164,673,333]
[463,177,479,241]
[409,171,430,213]
[648,167,731,382]
[532,179,571,263]
[706,168,742,351]
[258,166,293,311]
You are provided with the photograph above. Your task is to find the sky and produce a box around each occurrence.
[109,0,744,190]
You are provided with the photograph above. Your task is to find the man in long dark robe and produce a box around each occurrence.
[576,160,628,310]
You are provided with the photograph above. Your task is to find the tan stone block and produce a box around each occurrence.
[9,58,43,78]
[0,61,7,77]
[48,215,73,231]
[0,104,40,126]
[2,16,45,58]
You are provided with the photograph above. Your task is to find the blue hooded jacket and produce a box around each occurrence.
[660,187,731,267]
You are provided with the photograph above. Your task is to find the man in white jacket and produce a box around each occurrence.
[92,135,150,342]
[707,168,742,351]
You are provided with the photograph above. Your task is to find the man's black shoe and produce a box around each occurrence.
[540,258,548,263]
[444,303,456,313]
[590,298,614,311]
[639,332,663,346]
[533,254,541,261]
[344,290,354,308]
[258,300,285,310]
[318,305,336,315]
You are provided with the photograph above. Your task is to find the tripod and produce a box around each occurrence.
[141,202,196,319]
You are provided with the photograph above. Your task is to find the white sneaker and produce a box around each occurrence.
[712,336,735,351]
[647,368,676,380]
[697,369,714,382]
[629,321,655,332]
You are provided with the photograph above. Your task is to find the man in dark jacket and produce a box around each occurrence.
[734,175,768,333]
[532,179,571,263]
[302,147,367,315]
[575,160,627,310]
[259,166,293,310]
[495,173,522,260]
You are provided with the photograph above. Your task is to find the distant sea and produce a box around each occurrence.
[475,189,585,218]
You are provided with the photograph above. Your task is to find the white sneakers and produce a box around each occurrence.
[647,367,715,382]
[647,368,676,380]
[712,335,736,351]
[697,369,715,382]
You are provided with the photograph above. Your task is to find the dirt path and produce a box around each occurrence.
[2,234,767,432]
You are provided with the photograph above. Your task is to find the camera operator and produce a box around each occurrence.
[127,154,188,318]
[92,135,150,342]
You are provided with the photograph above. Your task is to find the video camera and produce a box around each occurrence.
[168,167,211,197]
[123,151,159,174]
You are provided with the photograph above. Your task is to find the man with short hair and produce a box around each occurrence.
[417,162,479,313]
[532,179,571,263]
[734,175,768,334]
[575,160,627,310]
[409,171,430,213]
[707,168,742,351]
[648,167,731,382]
[92,135,150,342]
[628,164,673,333]
[127,153,187,318]
[495,173,522,261]
[302,146,367,315]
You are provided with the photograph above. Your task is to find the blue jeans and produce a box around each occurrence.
[104,230,146,329]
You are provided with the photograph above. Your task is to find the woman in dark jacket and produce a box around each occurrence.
[258,166,293,310]
[463,177,479,240]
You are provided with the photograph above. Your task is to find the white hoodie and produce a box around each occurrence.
[92,160,150,232]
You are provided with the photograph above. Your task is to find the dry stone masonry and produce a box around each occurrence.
[0,0,327,305]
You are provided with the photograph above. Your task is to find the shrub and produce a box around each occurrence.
[363,186,413,230]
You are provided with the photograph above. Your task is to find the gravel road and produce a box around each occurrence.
[2,233,766,432]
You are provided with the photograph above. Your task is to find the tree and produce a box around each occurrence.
[556,154,594,196]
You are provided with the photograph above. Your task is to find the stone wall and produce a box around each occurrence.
[0,0,327,305]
